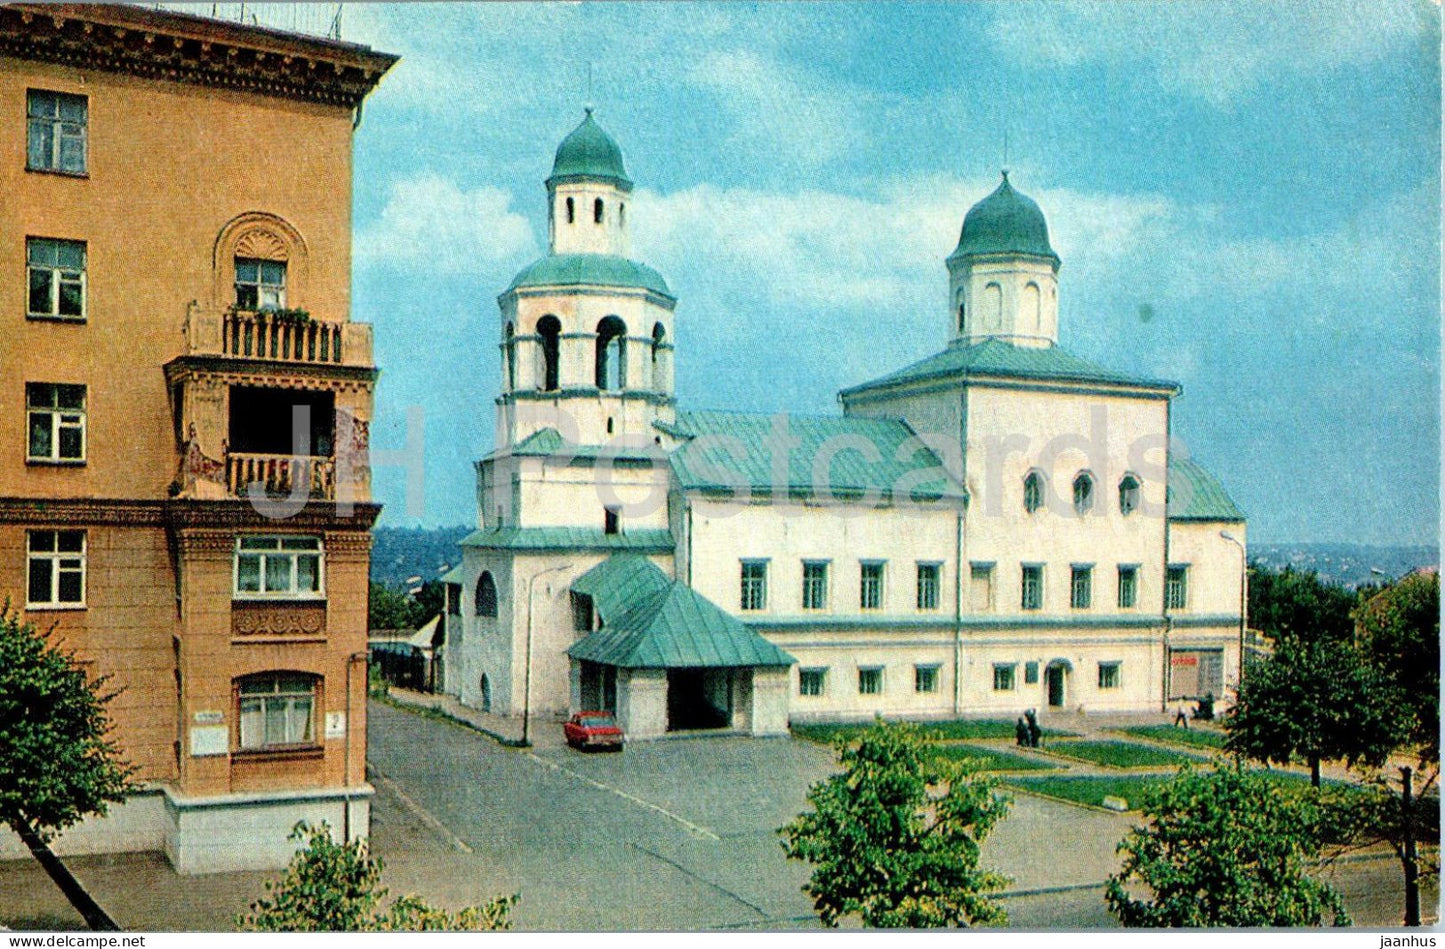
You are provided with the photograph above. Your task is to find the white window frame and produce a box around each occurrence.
[1117,565,1140,609]
[992,663,1016,691]
[233,536,324,599]
[234,257,287,311]
[1023,471,1044,514]
[801,560,829,611]
[857,666,883,696]
[26,237,86,320]
[1073,472,1095,515]
[1119,475,1141,516]
[740,559,768,612]
[1098,661,1122,690]
[859,560,885,611]
[237,674,318,751]
[916,562,941,611]
[970,561,995,612]
[26,382,86,463]
[27,88,87,175]
[1021,564,1043,611]
[798,667,826,697]
[914,664,940,694]
[1071,565,1093,610]
[26,529,86,609]
[1166,564,1190,611]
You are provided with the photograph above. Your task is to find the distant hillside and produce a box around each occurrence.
[1250,543,1438,589]
[371,526,471,587]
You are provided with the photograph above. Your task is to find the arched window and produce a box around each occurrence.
[236,672,318,750]
[1024,282,1042,331]
[595,316,626,390]
[475,571,497,617]
[537,316,561,392]
[1119,475,1140,516]
[565,197,574,224]
[1024,471,1044,514]
[619,203,626,227]
[594,197,604,224]
[651,322,666,386]
[983,282,1003,330]
[503,322,515,391]
[956,289,966,333]
[1073,472,1095,515]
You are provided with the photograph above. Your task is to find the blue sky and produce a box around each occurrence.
[313,1,1437,545]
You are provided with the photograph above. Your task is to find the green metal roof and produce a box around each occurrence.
[439,565,464,584]
[509,428,567,456]
[841,338,1179,397]
[548,109,632,190]
[1168,458,1245,521]
[656,410,965,502]
[488,428,662,463]
[460,526,674,552]
[948,173,1057,262]
[506,253,673,299]
[568,556,795,669]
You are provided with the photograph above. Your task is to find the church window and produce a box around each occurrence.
[595,316,626,390]
[1073,472,1095,515]
[1023,471,1044,514]
[619,202,626,226]
[983,282,1003,330]
[956,288,966,333]
[651,323,666,383]
[740,560,767,611]
[594,197,604,224]
[504,323,516,391]
[1118,475,1140,515]
[604,506,620,535]
[475,571,498,617]
[537,316,561,391]
[1024,281,1042,331]
[566,197,574,223]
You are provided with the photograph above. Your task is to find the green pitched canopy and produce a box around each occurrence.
[506,253,673,299]
[1168,457,1245,521]
[548,109,632,191]
[948,173,1057,262]
[568,556,794,669]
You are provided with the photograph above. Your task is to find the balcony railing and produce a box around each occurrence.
[227,453,336,501]
[180,305,373,368]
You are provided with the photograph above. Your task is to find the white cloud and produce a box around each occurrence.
[989,0,1423,107]
[356,176,537,274]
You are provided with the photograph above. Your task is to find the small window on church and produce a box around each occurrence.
[566,197,574,224]
[594,197,604,224]
[1119,475,1140,516]
[619,202,626,226]
[1024,471,1044,514]
[1073,472,1095,515]
[604,506,620,535]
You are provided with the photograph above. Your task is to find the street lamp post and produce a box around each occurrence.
[522,562,572,747]
[1220,531,1247,693]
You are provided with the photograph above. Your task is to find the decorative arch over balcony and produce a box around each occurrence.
[213,211,310,311]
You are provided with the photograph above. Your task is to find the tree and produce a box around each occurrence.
[240,823,517,932]
[1247,565,1357,646]
[1105,765,1350,927]
[0,607,137,930]
[1354,571,1440,763]
[1225,635,1399,786]
[368,581,423,631]
[778,721,1012,928]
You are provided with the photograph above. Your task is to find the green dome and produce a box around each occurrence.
[949,173,1057,262]
[547,109,633,191]
[506,253,672,299]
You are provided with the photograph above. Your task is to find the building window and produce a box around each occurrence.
[446,583,461,615]
[799,668,826,697]
[651,323,666,383]
[565,196,575,223]
[1024,471,1044,513]
[802,560,829,610]
[1117,565,1139,609]
[1073,472,1094,515]
[234,536,323,598]
[858,667,883,695]
[740,560,768,611]
[234,258,286,311]
[504,323,516,391]
[1119,475,1140,516]
[859,561,885,610]
[27,238,86,320]
[537,315,561,391]
[1166,565,1189,610]
[993,663,1016,691]
[916,563,940,610]
[1024,661,1039,684]
[476,571,498,617]
[1021,564,1043,611]
[595,316,627,390]
[237,674,317,750]
[26,383,86,463]
[915,664,939,694]
[26,529,85,608]
[1071,565,1093,609]
[594,197,604,224]
[1098,662,1122,690]
[969,562,995,612]
[571,592,595,632]
[27,89,87,175]
[604,506,620,535]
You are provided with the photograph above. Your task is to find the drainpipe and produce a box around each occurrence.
[522,562,573,746]
[954,508,964,715]
[342,649,368,843]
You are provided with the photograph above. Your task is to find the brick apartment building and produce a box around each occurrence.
[0,3,395,872]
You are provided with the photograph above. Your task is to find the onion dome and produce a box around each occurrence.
[547,108,632,192]
[949,172,1057,262]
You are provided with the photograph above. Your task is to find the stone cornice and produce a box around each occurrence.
[0,4,397,108]
[163,356,378,391]
[0,496,380,531]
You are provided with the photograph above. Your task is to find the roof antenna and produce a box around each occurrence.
[1002,125,1010,181]
[584,62,594,115]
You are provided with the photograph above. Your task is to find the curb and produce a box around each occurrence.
[374,693,531,749]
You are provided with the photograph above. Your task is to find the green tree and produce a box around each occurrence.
[240,823,517,932]
[1354,571,1440,763]
[368,581,423,631]
[1247,565,1357,646]
[1105,765,1350,927]
[1225,635,1399,786]
[778,721,1012,928]
[0,607,137,930]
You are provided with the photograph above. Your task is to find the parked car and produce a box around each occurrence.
[564,711,624,751]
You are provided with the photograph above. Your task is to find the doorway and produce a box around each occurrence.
[1046,662,1068,707]
[666,669,732,731]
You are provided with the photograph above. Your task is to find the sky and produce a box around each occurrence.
[274,0,1437,545]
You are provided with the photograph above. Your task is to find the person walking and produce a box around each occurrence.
[1015,716,1030,747]
[1025,708,1042,748]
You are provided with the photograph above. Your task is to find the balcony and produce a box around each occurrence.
[227,453,337,501]
[180,305,373,368]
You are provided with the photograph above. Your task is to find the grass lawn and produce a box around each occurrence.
[1005,774,1169,810]
[792,719,1078,746]
[927,743,1062,772]
[1045,739,1204,769]
[1113,724,1228,752]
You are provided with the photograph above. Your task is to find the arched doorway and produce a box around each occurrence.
[1044,659,1072,708]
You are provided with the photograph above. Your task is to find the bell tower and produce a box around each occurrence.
[547,108,632,258]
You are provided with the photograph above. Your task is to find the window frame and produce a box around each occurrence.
[1023,470,1045,514]
[857,666,883,696]
[1070,564,1093,610]
[969,561,995,612]
[233,257,287,312]
[1166,564,1190,610]
[26,382,87,464]
[916,562,941,611]
[801,560,829,611]
[740,559,768,612]
[1117,564,1140,609]
[235,673,319,752]
[26,88,88,176]
[1020,563,1044,611]
[1098,661,1122,690]
[1118,474,1141,516]
[992,663,1016,691]
[232,536,325,600]
[859,560,885,611]
[798,667,826,697]
[1024,661,1039,685]
[476,571,498,618]
[26,237,87,321]
[26,529,86,609]
[914,664,940,694]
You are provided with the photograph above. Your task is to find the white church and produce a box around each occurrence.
[438,110,1246,740]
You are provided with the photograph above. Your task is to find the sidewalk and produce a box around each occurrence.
[380,686,556,748]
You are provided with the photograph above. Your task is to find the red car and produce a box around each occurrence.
[563,711,624,751]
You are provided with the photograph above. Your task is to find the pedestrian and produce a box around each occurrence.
[1174,699,1191,728]
[1025,708,1042,748]
[1015,716,1030,747]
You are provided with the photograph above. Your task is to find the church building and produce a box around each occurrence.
[443,111,1246,740]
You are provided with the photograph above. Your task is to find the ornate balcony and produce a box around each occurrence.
[226,452,336,501]
[179,304,373,368]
